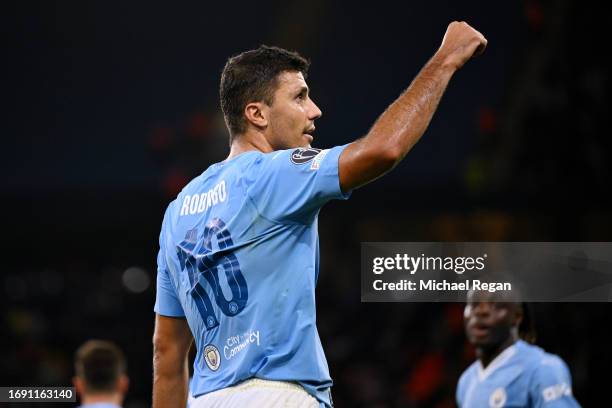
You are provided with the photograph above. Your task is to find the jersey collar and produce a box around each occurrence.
[477,341,518,381]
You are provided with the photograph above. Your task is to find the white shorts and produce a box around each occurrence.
[189,378,320,408]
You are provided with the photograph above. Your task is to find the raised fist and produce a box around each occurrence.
[438,21,487,70]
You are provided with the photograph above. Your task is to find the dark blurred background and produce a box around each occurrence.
[3,0,611,407]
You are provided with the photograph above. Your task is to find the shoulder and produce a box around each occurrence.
[261,146,346,170]
[531,352,571,384]
[456,361,478,405]
[159,200,176,232]
[522,344,575,403]
[233,145,349,179]
[459,360,479,381]
[246,146,342,188]
[179,152,263,192]
[457,361,479,392]
[256,147,324,169]
[519,342,570,380]
[286,147,325,165]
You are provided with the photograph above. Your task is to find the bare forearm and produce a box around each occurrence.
[338,53,456,190]
[366,52,455,162]
[152,353,189,408]
[338,21,486,191]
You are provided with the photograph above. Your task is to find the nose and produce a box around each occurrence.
[308,98,322,120]
[473,302,492,317]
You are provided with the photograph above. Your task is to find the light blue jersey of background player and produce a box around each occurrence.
[457,339,581,407]
[155,145,350,407]
[459,292,581,408]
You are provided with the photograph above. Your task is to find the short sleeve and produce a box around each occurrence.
[247,144,351,223]
[530,357,581,407]
[153,207,185,317]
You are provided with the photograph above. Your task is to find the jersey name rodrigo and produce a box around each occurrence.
[180,180,227,216]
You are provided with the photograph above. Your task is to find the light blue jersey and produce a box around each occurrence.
[457,340,581,407]
[154,145,350,407]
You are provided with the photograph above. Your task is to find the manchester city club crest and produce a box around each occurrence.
[489,387,507,408]
[204,344,221,371]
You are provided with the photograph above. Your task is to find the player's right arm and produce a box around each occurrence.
[152,206,193,408]
[152,314,194,408]
[338,21,487,192]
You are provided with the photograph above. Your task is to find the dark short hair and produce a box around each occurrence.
[519,302,537,343]
[75,340,126,393]
[219,45,310,142]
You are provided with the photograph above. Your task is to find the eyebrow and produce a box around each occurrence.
[295,86,309,96]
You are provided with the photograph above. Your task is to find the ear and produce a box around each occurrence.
[513,303,524,327]
[73,377,84,397]
[118,374,129,394]
[244,102,268,129]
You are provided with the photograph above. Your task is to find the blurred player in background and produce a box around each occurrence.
[153,21,487,408]
[457,290,581,407]
[73,340,129,408]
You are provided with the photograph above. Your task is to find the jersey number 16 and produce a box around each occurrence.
[177,218,249,330]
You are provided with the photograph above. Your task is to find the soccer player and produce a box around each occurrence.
[73,340,129,408]
[153,22,487,408]
[457,290,581,407]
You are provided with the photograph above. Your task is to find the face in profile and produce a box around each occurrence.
[265,71,322,149]
[464,290,521,350]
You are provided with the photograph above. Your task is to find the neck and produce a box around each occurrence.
[81,393,122,406]
[227,129,273,160]
[477,336,518,369]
